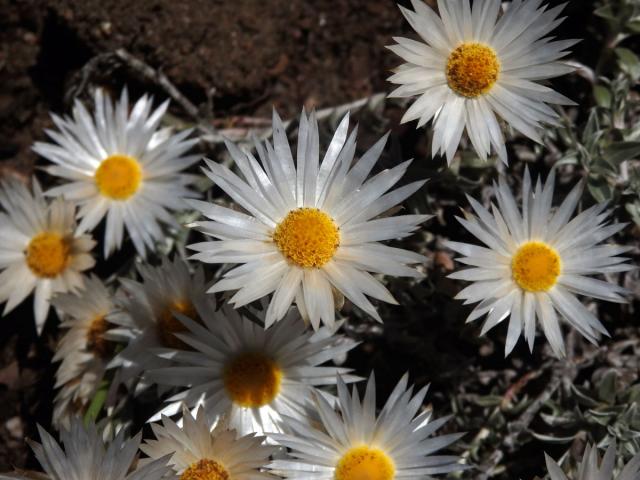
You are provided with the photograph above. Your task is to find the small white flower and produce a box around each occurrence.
[23,418,175,480]
[108,257,215,391]
[34,89,200,257]
[545,442,640,480]
[52,275,115,429]
[0,179,95,333]
[388,0,576,164]
[147,307,359,437]
[447,170,632,357]
[141,407,275,480]
[189,109,430,329]
[270,373,466,480]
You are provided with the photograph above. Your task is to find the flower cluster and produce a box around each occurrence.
[0,1,635,480]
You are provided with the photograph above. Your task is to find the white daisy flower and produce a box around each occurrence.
[33,88,200,257]
[0,179,95,333]
[447,169,632,357]
[269,373,466,480]
[545,442,640,480]
[189,110,430,329]
[388,0,577,164]
[107,256,216,391]
[21,418,175,480]
[51,275,115,429]
[147,307,359,437]
[140,407,275,480]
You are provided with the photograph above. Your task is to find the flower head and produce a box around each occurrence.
[189,110,429,329]
[447,170,632,357]
[388,0,577,164]
[545,442,640,480]
[24,418,175,480]
[52,275,115,429]
[141,407,275,480]
[0,179,95,333]
[34,89,200,257]
[108,257,215,391]
[270,373,466,480]
[147,307,358,437]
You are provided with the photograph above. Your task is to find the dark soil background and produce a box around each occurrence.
[1,0,407,178]
[1,0,638,478]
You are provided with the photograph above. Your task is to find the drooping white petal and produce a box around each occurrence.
[35,89,199,258]
[188,111,428,328]
[449,172,630,357]
[389,0,575,163]
[271,374,466,479]
[147,308,357,439]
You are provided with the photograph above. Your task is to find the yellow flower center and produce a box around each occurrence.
[446,42,500,98]
[180,459,229,480]
[512,241,562,292]
[157,300,198,349]
[25,232,70,278]
[335,446,395,480]
[223,352,282,408]
[94,154,142,200]
[86,314,114,358]
[273,207,340,268]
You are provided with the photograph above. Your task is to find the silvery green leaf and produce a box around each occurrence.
[594,85,612,108]
[603,141,640,165]
[557,152,580,166]
[597,370,619,404]
[571,384,600,407]
[530,432,576,444]
[588,175,614,202]
[632,211,640,226]
[540,412,575,427]
[594,4,616,20]
[616,47,640,80]
[586,412,615,426]
[627,385,640,403]
[629,19,640,33]
[460,150,497,169]
[583,109,601,143]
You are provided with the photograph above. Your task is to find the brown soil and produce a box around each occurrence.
[0,0,408,179]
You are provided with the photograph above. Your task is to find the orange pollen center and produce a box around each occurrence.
[94,154,142,200]
[25,232,70,278]
[157,300,198,349]
[273,207,340,268]
[446,42,500,98]
[511,241,562,292]
[180,459,229,480]
[86,314,114,358]
[335,446,395,480]
[223,352,282,408]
